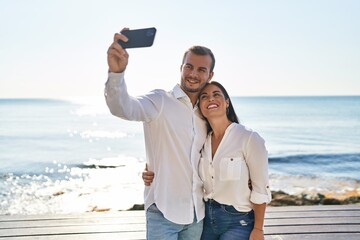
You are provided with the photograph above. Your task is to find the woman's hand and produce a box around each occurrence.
[249,227,264,240]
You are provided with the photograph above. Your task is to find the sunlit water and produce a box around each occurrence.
[0,96,359,214]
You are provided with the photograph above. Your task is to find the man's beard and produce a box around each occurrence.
[181,78,207,93]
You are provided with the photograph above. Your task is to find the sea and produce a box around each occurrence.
[0,96,359,215]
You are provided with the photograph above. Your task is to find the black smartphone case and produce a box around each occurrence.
[118,27,157,49]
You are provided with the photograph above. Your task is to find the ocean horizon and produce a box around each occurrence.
[1,96,359,215]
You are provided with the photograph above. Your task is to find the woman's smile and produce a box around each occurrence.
[207,103,219,109]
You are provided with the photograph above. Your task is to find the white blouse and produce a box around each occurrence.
[199,123,272,212]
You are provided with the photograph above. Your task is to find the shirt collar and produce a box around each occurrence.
[172,84,188,99]
[172,84,200,110]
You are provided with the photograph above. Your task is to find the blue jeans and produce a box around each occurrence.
[146,203,203,240]
[201,199,254,240]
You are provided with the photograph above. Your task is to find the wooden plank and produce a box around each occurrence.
[0,216,145,229]
[265,217,360,225]
[0,211,145,221]
[2,215,358,230]
[0,232,146,240]
[263,205,360,239]
[0,223,146,237]
[266,204,360,212]
[0,211,146,239]
[0,205,359,239]
[265,233,360,240]
[265,210,360,219]
[264,224,360,234]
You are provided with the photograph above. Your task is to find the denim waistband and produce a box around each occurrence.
[205,199,253,214]
[206,198,221,205]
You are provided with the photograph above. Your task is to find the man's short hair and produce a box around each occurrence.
[182,46,215,72]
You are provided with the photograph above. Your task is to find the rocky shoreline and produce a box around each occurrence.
[126,190,360,211]
[269,190,360,206]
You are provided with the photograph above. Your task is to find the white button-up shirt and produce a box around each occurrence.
[105,72,207,224]
[199,123,272,212]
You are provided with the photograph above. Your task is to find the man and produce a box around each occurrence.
[105,28,215,239]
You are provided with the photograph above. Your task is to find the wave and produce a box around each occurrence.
[81,156,144,169]
[269,153,360,164]
[79,130,127,139]
[268,153,360,181]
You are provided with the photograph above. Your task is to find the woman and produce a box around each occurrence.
[142,81,271,239]
[198,81,271,240]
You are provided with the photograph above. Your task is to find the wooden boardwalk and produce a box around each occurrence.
[0,204,359,239]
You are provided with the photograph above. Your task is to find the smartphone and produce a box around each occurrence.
[117,27,157,49]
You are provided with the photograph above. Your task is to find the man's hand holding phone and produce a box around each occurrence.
[107,27,157,73]
[107,28,130,73]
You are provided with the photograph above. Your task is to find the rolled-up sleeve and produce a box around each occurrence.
[246,132,272,204]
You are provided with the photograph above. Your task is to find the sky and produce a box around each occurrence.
[0,0,359,98]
